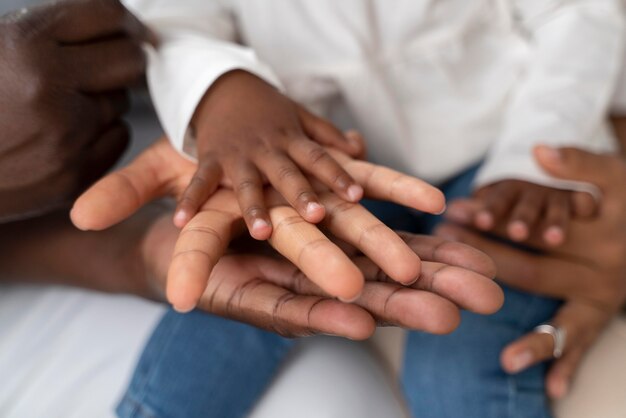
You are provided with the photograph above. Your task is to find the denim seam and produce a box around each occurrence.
[120,313,186,418]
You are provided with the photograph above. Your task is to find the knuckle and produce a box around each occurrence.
[244,205,265,219]
[295,189,315,204]
[276,164,299,182]
[306,145,330,166]
[331,171,351,189]
[236,178,259,192]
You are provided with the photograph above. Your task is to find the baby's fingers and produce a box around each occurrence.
[288,139,364,203]
[167,209,241,313]
[227,161,272,240]
[174,156,222,228]
[507,188,545,242]
[297,104,364,157]
[542,191,570,246]
[255,150,326,223]
[474,183,518,231]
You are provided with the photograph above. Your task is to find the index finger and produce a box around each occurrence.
[329,150,446,215]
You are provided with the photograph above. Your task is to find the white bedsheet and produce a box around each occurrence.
[0,284,164,418]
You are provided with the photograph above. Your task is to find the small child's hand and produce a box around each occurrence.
[473,180,573,246]
[173,70,365,240]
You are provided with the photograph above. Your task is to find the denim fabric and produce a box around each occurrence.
[116,310,294,418]
[392,166,560,418]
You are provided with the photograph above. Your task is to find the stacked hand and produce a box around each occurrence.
[72,138,503,337]
[440,146,626,398]
[0,0,155,221]
[175,70,368,239]
[473,146,597,246]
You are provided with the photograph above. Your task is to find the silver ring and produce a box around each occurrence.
[533,324,566,359]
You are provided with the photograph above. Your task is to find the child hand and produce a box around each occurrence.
[173,70,365,240]
[473,180,574,246]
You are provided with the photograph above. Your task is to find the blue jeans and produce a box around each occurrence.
[118,166,559,418]
[116,311,294,418]
[366,166,560,418]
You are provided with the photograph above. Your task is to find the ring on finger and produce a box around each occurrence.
[533,323,567,359]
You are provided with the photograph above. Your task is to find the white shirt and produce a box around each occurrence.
[125,0,625,194]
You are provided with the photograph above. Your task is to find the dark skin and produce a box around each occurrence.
[174,70,366,240]
[473,148,597,246]
[0,0,155,221]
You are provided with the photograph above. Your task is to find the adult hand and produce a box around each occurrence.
[438,146,626,399]
[71,138,450,307]
[0,0,155,221]
[140,213,502,339]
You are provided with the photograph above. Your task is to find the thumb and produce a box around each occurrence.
[534,145,622,191]
[71,139,182,230]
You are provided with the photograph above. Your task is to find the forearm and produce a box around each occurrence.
[0,208,163,300]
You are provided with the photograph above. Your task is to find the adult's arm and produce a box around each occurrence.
[0,0,154,221]
[0,204,501,340]
[439,143,626,399]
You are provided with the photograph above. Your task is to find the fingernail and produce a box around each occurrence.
[173,211,188,227]
[173,303,195,314]
[510,350,534,373]
[435,204,447,216]
[338,292,361,303]
[346,185,364,202]
[306,202,325,217]
[252,219,271,234]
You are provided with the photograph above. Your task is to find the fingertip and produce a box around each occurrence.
[344,130,366,155]
[543,226,565,246]
[166,281,200,314]
[475,211,494,230]
[393,255,422,286]
[69,205,90,231]
[505,349,534,374]
[304,202,326,223]
[508,220,529,241]
[346,184,364,202]
[548,377,569,399]
[173,210,191,229]
[172,303,196,314]
[250,218,272,240]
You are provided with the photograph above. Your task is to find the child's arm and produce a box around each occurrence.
[472,0,625,244]
[122,0,363,240]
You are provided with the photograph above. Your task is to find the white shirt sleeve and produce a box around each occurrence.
[474,0,626,195]
[122,0,283,158]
